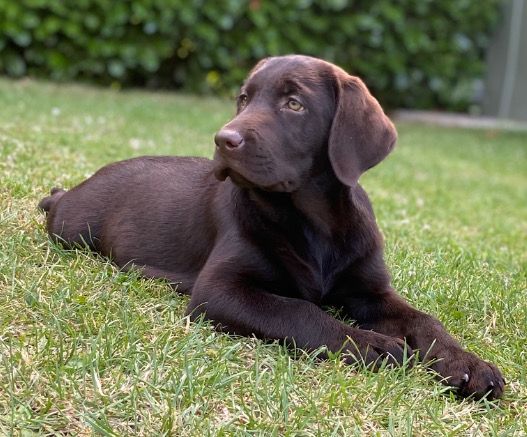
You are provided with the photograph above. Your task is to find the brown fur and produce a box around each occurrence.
[39,55,504,399]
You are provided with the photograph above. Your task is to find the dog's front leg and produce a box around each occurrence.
[185,245,410,368]
[339,290,505,399]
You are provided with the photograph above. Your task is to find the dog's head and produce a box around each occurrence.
[213,55,396,191]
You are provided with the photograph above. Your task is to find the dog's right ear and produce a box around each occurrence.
[328,72,397,186]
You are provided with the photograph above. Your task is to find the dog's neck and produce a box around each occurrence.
[246,171,355,238]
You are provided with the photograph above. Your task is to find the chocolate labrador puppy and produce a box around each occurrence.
[39,55,504,399]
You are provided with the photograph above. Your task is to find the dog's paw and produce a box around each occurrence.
[431,350,504,400]
[343,331,413,369]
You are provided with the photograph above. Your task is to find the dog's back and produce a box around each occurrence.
[40,156,222,292]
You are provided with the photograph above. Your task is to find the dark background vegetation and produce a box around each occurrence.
[0,0,502,110]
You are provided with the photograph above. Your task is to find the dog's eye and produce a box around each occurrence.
[238,94,248,108]
[287,99,303,111]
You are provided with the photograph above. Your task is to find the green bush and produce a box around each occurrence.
[0,0,502,110]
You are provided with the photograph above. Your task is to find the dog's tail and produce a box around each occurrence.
[38,187,66,213]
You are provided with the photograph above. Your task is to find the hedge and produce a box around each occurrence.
[0,0,502,110]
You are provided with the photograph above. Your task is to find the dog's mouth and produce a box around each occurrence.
[213,165,295,192]
[214,166,255,189]
[213,165,230,182]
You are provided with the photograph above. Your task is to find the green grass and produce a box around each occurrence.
[1,78,526,436]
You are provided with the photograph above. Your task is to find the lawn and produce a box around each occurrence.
[0,78,526,436]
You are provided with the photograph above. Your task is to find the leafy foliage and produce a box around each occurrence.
[0,0,502,110]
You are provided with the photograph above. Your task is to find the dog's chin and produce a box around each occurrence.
[222,169,257,189]
[213,166,295,192]
[213,165,231,182]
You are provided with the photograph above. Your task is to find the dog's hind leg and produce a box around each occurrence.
[120,263,195,295]
[38,187,102,250]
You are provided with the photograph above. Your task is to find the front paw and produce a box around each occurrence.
[431,350,505,400]
[343,330,413,369]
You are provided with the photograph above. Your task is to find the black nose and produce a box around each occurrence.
[215,129,245,150]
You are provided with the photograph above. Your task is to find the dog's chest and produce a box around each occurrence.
[276,226,346,302]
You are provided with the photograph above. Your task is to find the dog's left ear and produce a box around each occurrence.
[328,72,397,186]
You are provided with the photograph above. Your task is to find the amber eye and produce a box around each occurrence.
[287,99,303,111]
[238,94,248,107]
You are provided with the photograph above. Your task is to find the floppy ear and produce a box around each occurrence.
[328,73,397,186]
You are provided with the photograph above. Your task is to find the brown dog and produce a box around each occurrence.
[39,55,504,399]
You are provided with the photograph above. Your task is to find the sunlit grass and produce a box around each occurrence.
[1,78,526,435]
